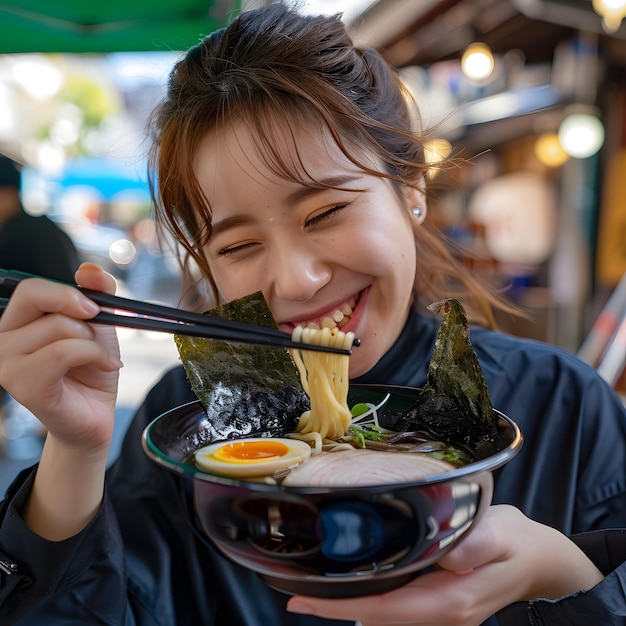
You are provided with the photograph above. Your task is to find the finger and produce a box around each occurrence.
[0,263,116,332]
[0,314,103,399]
[0,312,96,356]
[73,264,121,358]
[287,566,506,626]
[436,505,513,573]
[0,278,101,331]
[75,262,117,294]
[287,588,417,625]
[7,337,120,400]
[12,337,120,380]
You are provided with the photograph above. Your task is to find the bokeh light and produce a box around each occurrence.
[558,113,605,158]
[461,43,495,81]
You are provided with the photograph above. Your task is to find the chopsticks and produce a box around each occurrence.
[0,269,358,355]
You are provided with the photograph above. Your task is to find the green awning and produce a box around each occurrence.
[0,0,244,54]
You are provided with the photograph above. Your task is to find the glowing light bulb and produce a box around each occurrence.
[558,113,605,159]
[534,133,570,167]
[461,43,495,81]
[592,0,626,33]
[423,138,452,164]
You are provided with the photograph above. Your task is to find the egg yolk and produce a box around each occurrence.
[213,440,290,464]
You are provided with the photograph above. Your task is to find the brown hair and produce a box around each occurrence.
[148,1,516,326]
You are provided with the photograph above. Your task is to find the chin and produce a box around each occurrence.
[348,346,381,379]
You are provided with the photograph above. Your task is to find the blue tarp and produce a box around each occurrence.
[53,156,150,201]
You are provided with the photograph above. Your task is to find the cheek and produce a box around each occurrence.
[349,219,415,272]
[210,264,262,303]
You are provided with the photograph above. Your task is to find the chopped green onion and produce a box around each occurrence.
[349,393,391,430]
[350,403,371,417]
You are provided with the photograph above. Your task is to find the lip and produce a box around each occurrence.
[278,287,369,335]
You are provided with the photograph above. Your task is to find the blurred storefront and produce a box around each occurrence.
[0,0,245,307]
[342,0,626,389]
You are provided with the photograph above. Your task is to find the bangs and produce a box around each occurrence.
[220,92,388,192]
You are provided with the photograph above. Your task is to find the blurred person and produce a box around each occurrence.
[0,154,79,285]
[0,154,80,459]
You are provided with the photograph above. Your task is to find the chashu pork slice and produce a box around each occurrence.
[282,448,454,487]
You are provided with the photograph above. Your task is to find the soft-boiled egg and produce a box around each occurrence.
[194,437,312,478]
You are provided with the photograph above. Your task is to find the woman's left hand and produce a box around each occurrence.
[286,505,604,626]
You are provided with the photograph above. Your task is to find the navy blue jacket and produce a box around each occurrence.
[1,310,626,625]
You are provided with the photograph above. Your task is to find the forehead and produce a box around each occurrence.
[194,117,375,200]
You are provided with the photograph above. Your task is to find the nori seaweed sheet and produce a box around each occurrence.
[395,299,498,452]
[174,292,309,442]
[175,294,500,457]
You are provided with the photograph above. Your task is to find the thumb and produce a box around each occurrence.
[436,505,514,573]
[75,262,117,295]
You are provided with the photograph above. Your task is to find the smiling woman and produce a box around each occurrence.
[1,4,626,626]
[0,0,243,53]
[190,121,420,379]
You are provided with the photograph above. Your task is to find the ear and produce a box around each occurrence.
[403,184,427,225]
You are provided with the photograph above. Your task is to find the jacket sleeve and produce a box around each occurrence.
[0,468,130,625]
[477,334,626,534]
[495,529,626,625]
[0,365,196,625]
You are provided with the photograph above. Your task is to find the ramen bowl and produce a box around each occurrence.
[142,384,522,598]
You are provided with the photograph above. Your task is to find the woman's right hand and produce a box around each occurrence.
[0,263,123,539]
[0,263,122,453]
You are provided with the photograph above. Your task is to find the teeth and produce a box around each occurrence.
[296,296,357,331]
[321,317,336,330]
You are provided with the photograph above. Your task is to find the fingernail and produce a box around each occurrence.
[287,601,313,615]
[79,262,104,272]
[82,299,101,316]
[109,356,124,370]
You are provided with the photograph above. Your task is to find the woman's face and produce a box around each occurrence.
[195,123,421,377]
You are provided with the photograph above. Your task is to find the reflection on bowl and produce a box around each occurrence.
[142,385,522,597]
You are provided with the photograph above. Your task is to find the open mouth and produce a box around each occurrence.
[293,294,360,332]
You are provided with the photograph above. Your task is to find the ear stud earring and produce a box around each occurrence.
[412,207,424,219]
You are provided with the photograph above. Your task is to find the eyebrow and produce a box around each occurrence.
[210,175,365,238]
[286,174,365,204]
[210,215,254,239]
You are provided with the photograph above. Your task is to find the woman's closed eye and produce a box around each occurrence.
[218,240,260,256]
[305,203,348,228]
[216,202,351,256]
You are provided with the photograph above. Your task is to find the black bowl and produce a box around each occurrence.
[142,384,522,597]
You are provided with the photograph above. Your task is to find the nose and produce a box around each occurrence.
[268,239,331,302]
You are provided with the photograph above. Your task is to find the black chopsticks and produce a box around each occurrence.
[0,269,358,355]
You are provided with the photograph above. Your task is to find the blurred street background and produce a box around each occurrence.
[1,0,625,488]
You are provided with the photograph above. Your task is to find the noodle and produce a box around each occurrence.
[287,431,324,454]
[289,326,355,440]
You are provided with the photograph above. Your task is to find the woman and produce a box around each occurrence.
[1,3,625,625]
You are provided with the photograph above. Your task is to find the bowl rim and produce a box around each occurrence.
[141,384,523,493]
